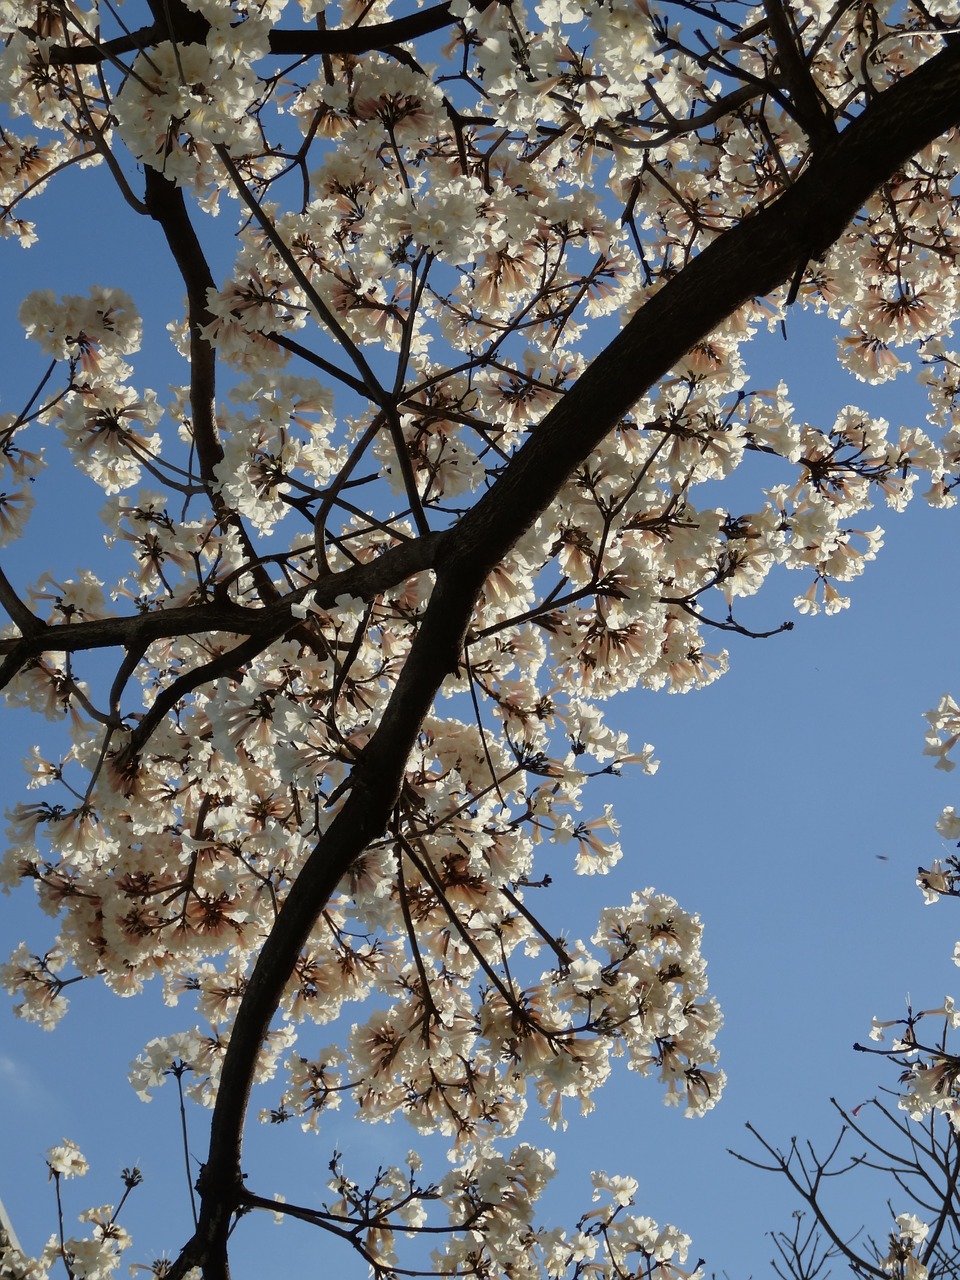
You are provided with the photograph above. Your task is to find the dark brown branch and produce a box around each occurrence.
[214,146,389,411]
[47,22,161,64]
[732,1124,889,1280]
[268,4,480,55]
[139,134,295,637]
[762,0,837,144]
[437,41,960,584]
[0,563,43,637]
[265,330,371,399]
[604,80,766,148]
[142,168,222,484]
[0,531,444,689]
[0,601,270,685]
[384,406,432,536]
[119,629,291,761]
[46,1,491,66]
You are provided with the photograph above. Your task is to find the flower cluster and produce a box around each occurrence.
[879,1212,932,1280]
[0,1143,141,1280]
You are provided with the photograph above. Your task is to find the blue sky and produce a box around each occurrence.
[2,152,960,1280]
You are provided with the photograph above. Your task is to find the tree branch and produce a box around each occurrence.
[46,1,493,66]
[0,532,444,688]
[762,0,837,144]
[142,168,222,485]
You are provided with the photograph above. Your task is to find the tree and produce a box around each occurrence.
[1,0,960,1275]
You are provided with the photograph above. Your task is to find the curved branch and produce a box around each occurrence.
[0,563,43,637]
[119,628,291,761]
[142,169,222,484]
[46,1,493,66]
[0,532,444,688]
[268,4,484,56]
[0,601,272,686]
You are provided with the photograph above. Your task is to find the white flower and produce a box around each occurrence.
[591,1170,638,1206]
[567,956,603,993]
[46,1139,89,1178]
[333,594,367,627]
[895,1213,929,1246]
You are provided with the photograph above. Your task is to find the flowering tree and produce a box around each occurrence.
[3,0,960,1274]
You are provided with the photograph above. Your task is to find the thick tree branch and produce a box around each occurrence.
[0,532,444,690]
[268,4,481,55]
[762,0,837,144]
[45,1,490,65]
[0,564,43,637]
[0,601,268,683]
[142,169,222,484]
[141,158,290,610]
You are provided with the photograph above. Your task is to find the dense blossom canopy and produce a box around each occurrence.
[4,0,960,1273]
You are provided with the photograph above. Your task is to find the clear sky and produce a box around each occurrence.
[2,142,960,1280]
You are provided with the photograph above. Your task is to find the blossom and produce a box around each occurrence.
[923,695,960,771]
[894,1213,929,1246]
[591,1170,638,1205]
[46,1139,89,1178]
